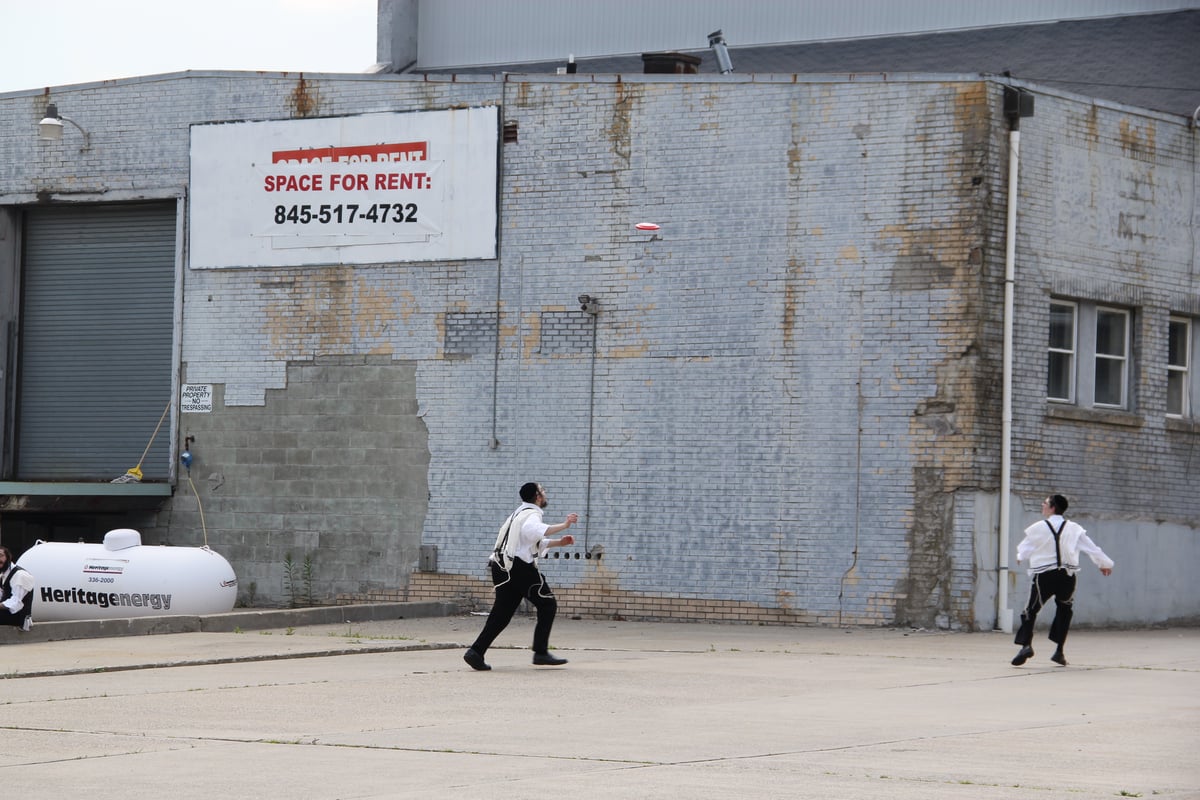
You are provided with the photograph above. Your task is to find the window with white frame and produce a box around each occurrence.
[1048,301,1077,402]
[1094,306,1129,408]
[1168,316,1190,417]
[1047,299,1132,411]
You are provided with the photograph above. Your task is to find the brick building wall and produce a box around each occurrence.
[1,70,1196,628]
[1006,100,1200,517]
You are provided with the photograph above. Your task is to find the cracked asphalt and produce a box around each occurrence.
[0,613,1196,799]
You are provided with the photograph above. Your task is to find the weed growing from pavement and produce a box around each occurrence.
[283,552,317,607]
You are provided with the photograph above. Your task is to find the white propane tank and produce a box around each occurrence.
[17,529,238,621]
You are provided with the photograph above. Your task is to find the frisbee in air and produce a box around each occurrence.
[635,222,661,231]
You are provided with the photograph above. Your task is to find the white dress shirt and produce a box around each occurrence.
[491,502,554,567]
[508,502,552,564]
[0,564,35,613]
[1016,514,1114,576]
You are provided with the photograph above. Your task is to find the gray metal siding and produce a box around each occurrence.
[18,203,175,480]
[411,0,1198,68]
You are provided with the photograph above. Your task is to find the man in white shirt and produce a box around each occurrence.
[1012,494,1114,667]
[464,482,578,671]
[0,546,35,632]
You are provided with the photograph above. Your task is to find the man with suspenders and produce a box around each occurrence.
[464,482,579,671]
[0,546,35,632]
[1012,494,1114,667]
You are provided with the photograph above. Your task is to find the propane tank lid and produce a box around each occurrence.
[103,528,143,551]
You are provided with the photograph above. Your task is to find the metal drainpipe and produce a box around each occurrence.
[997,124,1018,634]
[489,101,509,451]
[583,311,597,552]
[998,86,1033,633]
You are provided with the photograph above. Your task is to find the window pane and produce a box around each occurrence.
[1048,352,1073,400]
[1168,319,1188,368]
[1095,357,1124,406]
[1167,371,1184,415]
[1049,304,1074,350]
[1096,309,1127,357]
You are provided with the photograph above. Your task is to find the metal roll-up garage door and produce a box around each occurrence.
[18,202,176,481]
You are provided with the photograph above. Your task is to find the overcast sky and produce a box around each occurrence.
[0,0,378,95]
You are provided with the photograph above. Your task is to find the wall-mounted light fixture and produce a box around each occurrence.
[39,103,91,150]
[578,294,600,315]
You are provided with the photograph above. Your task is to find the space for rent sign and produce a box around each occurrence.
[189,107,498,268]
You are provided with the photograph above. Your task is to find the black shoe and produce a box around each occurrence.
[1050,650,1067,666]
[463,648,491,671]
[532,652,568,666]
[1011,646,1034,666]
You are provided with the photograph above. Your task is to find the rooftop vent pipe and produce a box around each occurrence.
[708,29,734,73]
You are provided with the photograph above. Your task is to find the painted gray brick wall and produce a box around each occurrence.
[419,78,998,628]
[1,71,1195,626]
[971,90,1200,629]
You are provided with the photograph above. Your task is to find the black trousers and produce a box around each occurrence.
[1014,568,1076,648]
[0,592,33,628]
[470,559,557,656]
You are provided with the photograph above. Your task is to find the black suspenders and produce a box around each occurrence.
[494,511,518,565]
[1044,519,1067,569]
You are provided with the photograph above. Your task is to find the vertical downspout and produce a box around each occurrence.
[997,86,1033,633]
[490,100,508,451]
[583,311,598,551]
[997,124,1018,634]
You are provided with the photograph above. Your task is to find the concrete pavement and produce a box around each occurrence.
[0,608,1196,799]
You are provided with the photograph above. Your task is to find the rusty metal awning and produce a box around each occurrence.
[0,482,173,513]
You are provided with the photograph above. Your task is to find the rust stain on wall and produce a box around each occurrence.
[1086,105,1100,148]
[514,81,534,108]
[288,75,322,118]
[876,89,988,295]
[499,319,519,348]
[787,139,802,175]
[878,219,964,290]
[262,268,405,358]
[607,82,638,163]
[892,84,993,630]
[355,281,400,356]
[607,343,650,358]
[952,83,988,147]
[1083,430,1125,459]
[572,560,623,608]
[521,311,543,359]
[782,263,798,349]
[1022,438,1050,486]
[1119,118,1157,159]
